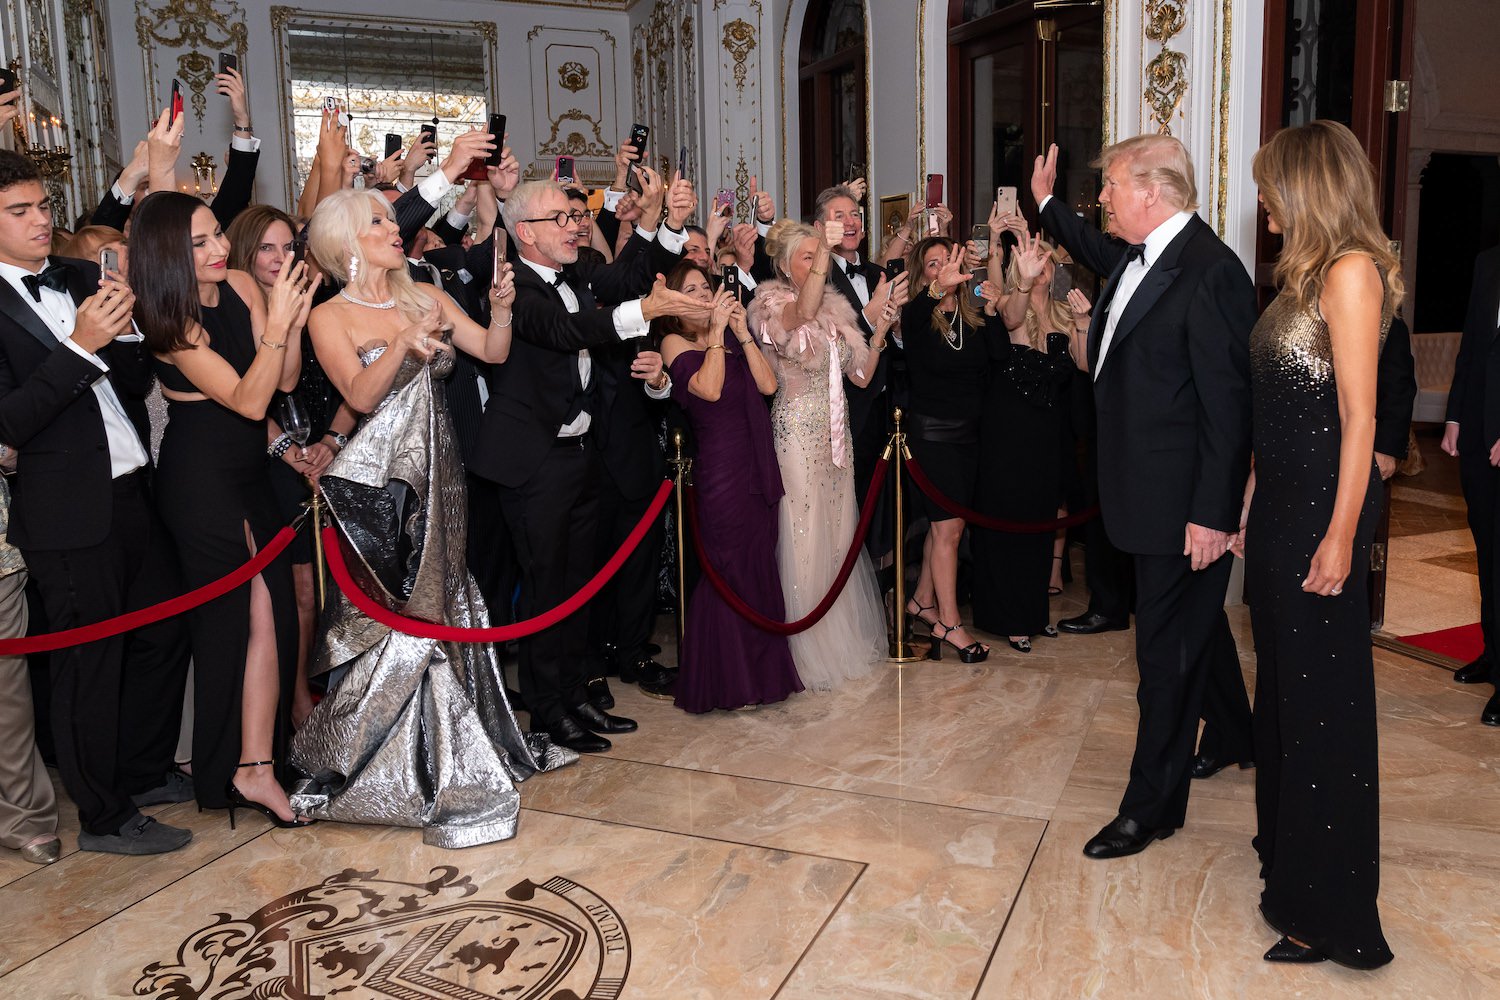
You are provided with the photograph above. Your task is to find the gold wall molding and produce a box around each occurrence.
[1143,0,1188,134]
[26,0,57,77]
[723,19,757,95]
[134,0,248,127]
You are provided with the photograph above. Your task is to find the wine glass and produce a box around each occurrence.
[278,394,311,453]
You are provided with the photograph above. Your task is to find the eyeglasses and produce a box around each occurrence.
[521,210,593,228]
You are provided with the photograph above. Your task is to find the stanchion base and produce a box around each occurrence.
[888,637,925,663]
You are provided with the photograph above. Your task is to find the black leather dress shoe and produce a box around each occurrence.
[543,717,611,754]
[1455,655,1491,684]
[572,702,638,734]
[587,677,615,711]
[1190,754,1254,779]
[1057,612,1129,635]
[1263,936,1327,964]
[1082,816,1175,859]
[1483,691,1500,727]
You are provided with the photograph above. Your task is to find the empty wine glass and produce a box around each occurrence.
[278,394,311,450]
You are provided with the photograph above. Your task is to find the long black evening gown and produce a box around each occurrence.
[1246,287,1393,969]
[153,281,299,809]
[971,333,1073,638]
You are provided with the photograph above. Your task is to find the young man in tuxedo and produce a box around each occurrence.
[1031,137,1256,858]
[1442,243,1500,725]
[0,151,191,854]
[472,180,705,754]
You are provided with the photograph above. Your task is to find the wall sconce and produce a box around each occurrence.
[190,151,218,199]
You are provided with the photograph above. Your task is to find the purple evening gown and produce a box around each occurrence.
[669,344,802,712]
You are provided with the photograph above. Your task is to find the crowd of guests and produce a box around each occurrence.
[0,62,1465,974]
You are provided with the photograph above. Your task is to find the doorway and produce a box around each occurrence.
[947,0,1104,236]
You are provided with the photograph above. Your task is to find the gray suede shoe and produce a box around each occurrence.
[131,769,195,808]
[77,814,192,855]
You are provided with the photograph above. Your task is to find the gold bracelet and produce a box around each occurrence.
[1017,284,1034,293]
[809,267,826,276]
[261,340,286,350]
[706,344,725,352]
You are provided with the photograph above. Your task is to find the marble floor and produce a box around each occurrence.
[1383,428,1482,638]
[2,573,1497,999]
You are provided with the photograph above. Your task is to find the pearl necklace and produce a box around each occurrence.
[339,288,396,310]
[938,308,964,351]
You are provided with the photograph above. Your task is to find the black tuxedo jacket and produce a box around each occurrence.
[827,256,895,438]
[1041,200,1254,554]
[591,340,666,500]
[471,255,655,489]
[1375,314,1417,460]
[0,257,153,550]
[90,146,260,231]
[1446,245,1500,453]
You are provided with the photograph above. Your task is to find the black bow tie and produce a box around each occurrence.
[22,262,70,302]
[551,271,567,287]
[1125,244,1147,264]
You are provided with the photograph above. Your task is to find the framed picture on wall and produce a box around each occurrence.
[879,192,912,247]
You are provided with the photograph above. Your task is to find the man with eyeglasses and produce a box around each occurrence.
[471,179,708,754]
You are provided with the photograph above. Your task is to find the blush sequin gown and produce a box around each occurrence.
[750,281,885,690]
[1246,287,1393,968]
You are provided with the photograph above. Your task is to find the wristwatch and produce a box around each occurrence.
[325,431,349,449]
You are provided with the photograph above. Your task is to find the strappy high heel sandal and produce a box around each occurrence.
[905,597,939,635]
[1048,554,1065,596]
[225,760,315,830]
[928,621,990,663]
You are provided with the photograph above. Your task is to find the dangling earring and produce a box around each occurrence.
[348,254,359,280]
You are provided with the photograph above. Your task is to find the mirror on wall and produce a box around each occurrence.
[272,12,496,207]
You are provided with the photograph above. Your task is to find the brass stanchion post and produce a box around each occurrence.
[309,488,327,610]
[670,429,692,662]
[887,408,921,662]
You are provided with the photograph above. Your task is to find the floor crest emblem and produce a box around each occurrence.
[134,866,630,999]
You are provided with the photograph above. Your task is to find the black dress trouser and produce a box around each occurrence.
[21,474,189,835]
[588,468,663,671]
[497,440,599,728]
[1118,550,1251,831]
[1460,454,1499,668]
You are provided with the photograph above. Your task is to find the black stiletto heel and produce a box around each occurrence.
[905,598,938,636]
[225,760,314,830]
[929,621,990,663]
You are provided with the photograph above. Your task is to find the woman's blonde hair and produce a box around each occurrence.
[905,236,985,330]
[1004,240,1073,350]
[763,218,820,280]
[1252,120,1403,319]
[308,189,433,321]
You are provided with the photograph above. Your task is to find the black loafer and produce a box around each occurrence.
[1483,691,1500,727]
[1264,936,1327,964]
[1056,612,1129,635]
[542,716,611,754]
[571,702,638,734]
[1455,655,1491,684]
[1082,815,1175,859]
[1190,754,1254,779]
[587,677,615,711]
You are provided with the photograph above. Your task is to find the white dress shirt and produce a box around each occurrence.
[112,134,260,205]
[834,253,871,307]
[518,257,652,437]
[0,261,149,477]
[1042,194,1194,379]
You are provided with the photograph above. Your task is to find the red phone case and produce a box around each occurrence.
[925,174,944,208]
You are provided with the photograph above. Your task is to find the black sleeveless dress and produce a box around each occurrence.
[153,281,298,810]
[1246,287,1393,968]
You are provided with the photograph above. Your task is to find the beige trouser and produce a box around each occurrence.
[0,569,56,848]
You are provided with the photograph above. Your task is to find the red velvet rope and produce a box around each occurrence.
[322,478,673,642]
[0,522,303,655]
[686,457,888,635]
[903,454,1100,533]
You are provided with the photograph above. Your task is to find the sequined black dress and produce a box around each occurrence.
[287,345,576,848]
[1246,289,1393,968]
[971,335,1074,638]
